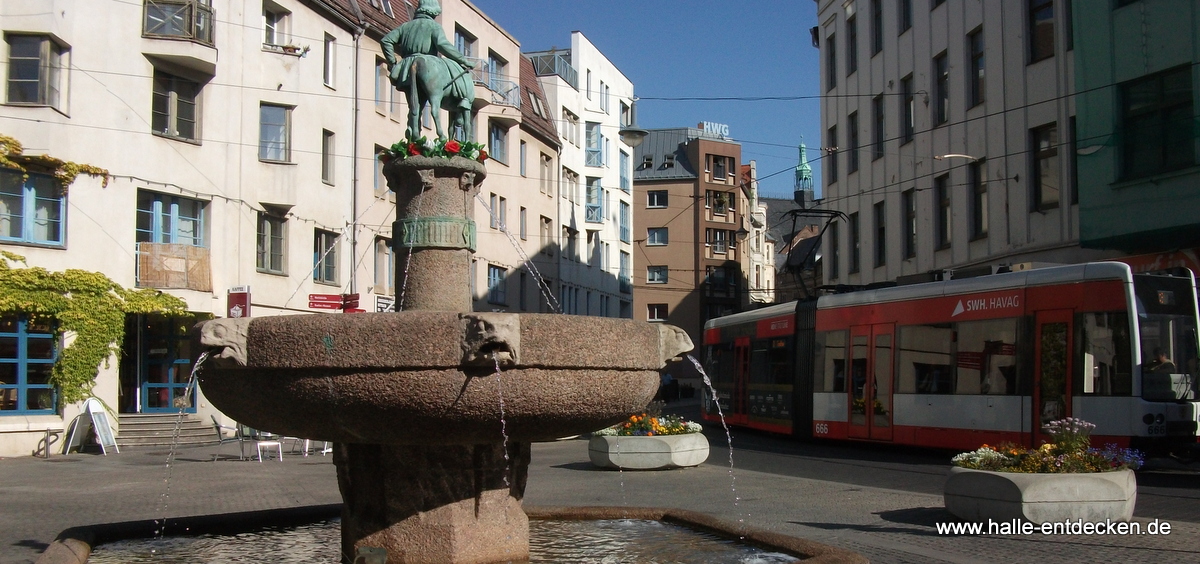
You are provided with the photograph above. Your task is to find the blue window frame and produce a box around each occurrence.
[0,169,64,246]
[619,150,630,192]
[489,121,508,164]
[135,191,205,246]
[487,264,506,304]
[619,201,630,243]
[0,315,57,415]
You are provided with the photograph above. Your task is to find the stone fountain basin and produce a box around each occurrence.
[195,312,692,444]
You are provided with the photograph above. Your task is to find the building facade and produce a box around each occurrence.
[0,0,559,457]
[1074,0,1200,275]
[526,32,636,318]
[741,161,776,306]
[632,127,746,347]
[814,0,1117,288]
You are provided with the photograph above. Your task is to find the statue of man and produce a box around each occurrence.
[380,0,477,141]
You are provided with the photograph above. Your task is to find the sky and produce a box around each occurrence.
[468,0,823,200]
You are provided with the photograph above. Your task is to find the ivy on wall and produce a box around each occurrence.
[0,256,188,407]
[0,133,109,192]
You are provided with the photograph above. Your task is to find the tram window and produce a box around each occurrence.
[815,331,846,392]
[706,343,735,385]
[1076,312,1132,396]
[751,338,793,385]
[897,324,953,393]
[956,318,1018,395]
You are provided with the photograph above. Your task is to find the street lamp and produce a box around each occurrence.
[618,97,649,148]
[934,153,979,162]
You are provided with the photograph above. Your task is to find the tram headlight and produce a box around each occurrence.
[1156,413,1165,424]
[1143,414,1155,424]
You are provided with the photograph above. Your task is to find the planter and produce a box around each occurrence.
[588,434,709,470]
[944,466,1136,523]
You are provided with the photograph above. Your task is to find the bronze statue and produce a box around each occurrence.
[381,0,477,142]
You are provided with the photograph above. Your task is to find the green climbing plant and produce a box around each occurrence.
[1,133,110,192]
[0,252,188,407]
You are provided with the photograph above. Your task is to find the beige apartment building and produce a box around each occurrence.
[0,0,558,457]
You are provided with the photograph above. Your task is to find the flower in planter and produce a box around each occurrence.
[380,137,488,163]
[593,401,702,437]
[950,418,1143,473]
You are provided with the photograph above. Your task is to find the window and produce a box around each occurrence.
[485,51,506,93]
[619,201,631,243]
[710,155,728,180]
[564,227,579,261]
[873,95,885,160]
[587,230,601,266]
[826,31,837,91]
[0,315,57,415]
[955,318,1020,395]
[848,212,860,273]
[487,264,506,305]
[150,69,199,142]
[562,168,579,203]
[970,160,988,240]
[0,170,64,246]
[519,141,527,177]
[585,177,603,223]
[375,58,388,113]
[896,323,954,393]
[540,216,554,256]
[935,175,951,248]
[454,26,475,58]
[619,252,632,294]
[376,0,394,17]
[901,75,914,144]
[874,201,886,268]
[1032,123,1059,210]
[647,190,668,208]
[136,191,205,246]
[1077,312,1132,396]
[828,221,840,280]
[620,150,630,192]
[871,0,883,55]
[969,29,985,107]
[586,69,593,99]
[708,190,731,215]
[259,104,291,162]
[562,109,579,146]
[847,112,860,173]
[707,228,729,254]
[647,266,668,284]
[600,80,609,112]
[647,304,667,322]
[5,34,66,109]
[519,207,527,240]
[540,153,553,195]
[263,2,290,46]
[313,230,338,284]
[846,15,858,76]
[1121,66,1194,180]
[519,272,528,311]
[1029,0,1054,62]
[647,227,668,246]
[373,144,388,194]
[934,52,948,125]
[322,33,336,87]
[827,125,838,184]
[489,121,508,164]
[814,330,847,392]
[321,130,335,184]
[256,212,286,274]
[374,237,393,295]
[585,122,602,167]
[143,0,214,45]
[899,0,912,33]
[902,188,916,259]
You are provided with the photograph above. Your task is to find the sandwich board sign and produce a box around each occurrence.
[64,398,119,455]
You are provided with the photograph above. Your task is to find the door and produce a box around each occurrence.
[1033,310,1073,446]
[847,324,895,440]
[139,315,196,413]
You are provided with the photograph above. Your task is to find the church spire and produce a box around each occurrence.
[794,141,814,207]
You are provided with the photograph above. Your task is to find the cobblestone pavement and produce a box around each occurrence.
[2,433,1198,563]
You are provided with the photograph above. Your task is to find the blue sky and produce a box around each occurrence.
[469,0,823,199]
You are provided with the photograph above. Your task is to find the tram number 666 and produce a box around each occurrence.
[814,423,830,435]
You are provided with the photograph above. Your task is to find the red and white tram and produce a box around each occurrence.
[701,262,1200,451]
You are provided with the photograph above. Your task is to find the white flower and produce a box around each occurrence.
[685,421,703,433]
[593,427,618,436]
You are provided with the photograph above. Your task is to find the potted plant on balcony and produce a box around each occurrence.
[588,402,708,470]
[944,418,1144,524]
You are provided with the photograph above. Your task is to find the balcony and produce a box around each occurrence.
[465,58,520,107]
[527,52,578,90]
[143,0,214,46]
[136,242,212,292]
[619,275,632,295]
[585,149,603,168]
[585,204,604,223]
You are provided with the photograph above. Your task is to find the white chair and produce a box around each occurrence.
[256,434,283,462]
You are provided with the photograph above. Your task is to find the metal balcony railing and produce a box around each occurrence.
[619,275,632,295]
[143,0,214,46]
[528,52,578,89]
[585,149,603,168]
[585,204,604,223]
[465,58,521,107]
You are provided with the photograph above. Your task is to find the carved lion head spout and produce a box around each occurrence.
[657,324,695,367]
[460,313,521,369]
[196,318,251,368]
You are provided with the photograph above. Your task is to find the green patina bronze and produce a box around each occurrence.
[381,0,477,142]
[398,216,477,252]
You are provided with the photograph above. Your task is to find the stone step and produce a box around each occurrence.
[116,414,219,447]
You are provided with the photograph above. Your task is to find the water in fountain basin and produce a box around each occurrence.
[152,351,210,544]
[687,354,745,530]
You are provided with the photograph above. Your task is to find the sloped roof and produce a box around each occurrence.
[633,129,697,182]
[519,56,561,147]
[306,0,408,39]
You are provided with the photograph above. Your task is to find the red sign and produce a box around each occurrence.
[227,288,251,318]
[309,293,343,310]
[341,293,360,309]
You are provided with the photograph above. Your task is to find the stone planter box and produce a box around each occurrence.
[944,466,1136,523]
[588,434,709,470]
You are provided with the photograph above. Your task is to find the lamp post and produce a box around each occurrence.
[618,97,648,148]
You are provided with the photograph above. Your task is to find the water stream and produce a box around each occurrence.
[152,351,209,544]
[473,193,561,313]
[687,354,745,530]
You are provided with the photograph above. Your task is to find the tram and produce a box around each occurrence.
[701,262,1200,451]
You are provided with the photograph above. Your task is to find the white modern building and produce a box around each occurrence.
[0,0,560,457]
[526,32,636,318]
[814,0,1116,287]
[741,161,776,305]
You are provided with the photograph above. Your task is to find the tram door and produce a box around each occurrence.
[1033,310,1073,446]
[730,336,751,425]
[848,324,895,440]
